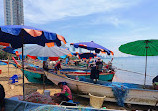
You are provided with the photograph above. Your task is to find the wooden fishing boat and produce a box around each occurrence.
[10,58,53,84]
[45,71,158,106]
[9,57,114,82]
[22,68,53,84]
[62,65,87,70]
[5,98,108,111]
[61,68,115,81]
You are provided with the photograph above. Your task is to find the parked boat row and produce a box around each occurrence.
[4,57,158,107]
[45,71,158,106]
[10,58,115,84]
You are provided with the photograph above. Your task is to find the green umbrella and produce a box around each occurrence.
[119,39,158,87]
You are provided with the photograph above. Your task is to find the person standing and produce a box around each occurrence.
[0,84,5,111]
[90,64,99,83]
[43,60,49,71]
[54,60,62,71]
[96,58,103,72]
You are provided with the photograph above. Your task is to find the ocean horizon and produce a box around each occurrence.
[103,56,158,85]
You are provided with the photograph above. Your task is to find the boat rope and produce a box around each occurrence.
[115,67,155,78]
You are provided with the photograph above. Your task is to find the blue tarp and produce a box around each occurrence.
[0,61,7,65]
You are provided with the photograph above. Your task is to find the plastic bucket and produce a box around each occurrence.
[44,90,50,96]
[89,93,106,109]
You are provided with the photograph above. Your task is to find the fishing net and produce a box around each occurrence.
[108,83,129,107]
[20,92,55,105]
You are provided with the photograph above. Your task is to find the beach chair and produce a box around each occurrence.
[9,75,19,84]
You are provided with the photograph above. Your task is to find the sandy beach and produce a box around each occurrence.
[0,64,155,110]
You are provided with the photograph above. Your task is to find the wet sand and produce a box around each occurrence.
[0,64,156,110]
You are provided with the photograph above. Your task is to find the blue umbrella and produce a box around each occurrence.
[70,41,113,55]
[0,25,66,48]
[0,25,67,100]
[73,52,97,59]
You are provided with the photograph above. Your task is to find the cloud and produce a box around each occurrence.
[90,15,134,27]
[24,0,142,24]
[131,27,151,33]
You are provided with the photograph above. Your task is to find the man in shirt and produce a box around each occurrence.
[96,58,103,72]
[43,60,49,71]
[54,60,62,71]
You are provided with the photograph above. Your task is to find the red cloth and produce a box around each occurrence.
[49,57,59,61]
[27,55,37,60]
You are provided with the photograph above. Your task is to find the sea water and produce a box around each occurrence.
[103,56,158,85]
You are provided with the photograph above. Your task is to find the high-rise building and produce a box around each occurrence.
[4,0,24,25]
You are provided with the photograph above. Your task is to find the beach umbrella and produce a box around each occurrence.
[0,25,66,48]
[0,25,66,100]
[17,44,72,60]
[73,52,97,59]
[119,39,158,87]
[17,44,71,93]
[70,41,114,55]
[1,46,17,77]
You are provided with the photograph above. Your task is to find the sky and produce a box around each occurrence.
[0,0,158,57]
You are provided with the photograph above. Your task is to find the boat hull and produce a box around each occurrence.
[45,71,158,106]
[66,73,114,81]
[5,98,107,111]
[22,69,53,84]
[61,69,115,81]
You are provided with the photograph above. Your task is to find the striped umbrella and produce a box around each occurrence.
[0,25,67,100]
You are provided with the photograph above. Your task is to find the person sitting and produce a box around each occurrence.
[96,58,103,72]
[0,84,5,111]
[152,75,158,90]
[53,82,72,103]
[54,60,62,71]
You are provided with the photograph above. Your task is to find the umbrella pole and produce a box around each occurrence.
[22,38,25,100]
[8,55,9,78]
[144,47,148,88]
[86,51,91,74]
[43,73,46,94]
